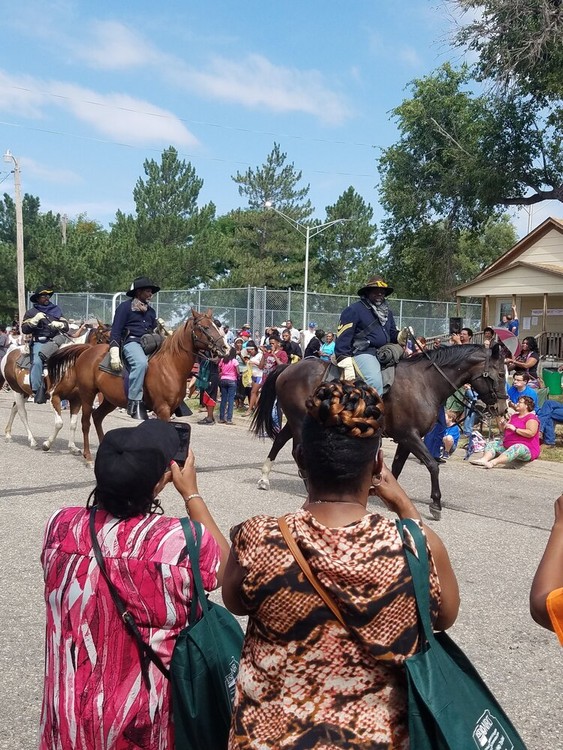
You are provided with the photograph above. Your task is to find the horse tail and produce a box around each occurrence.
[47,344,91,388]
[251,364,290,439]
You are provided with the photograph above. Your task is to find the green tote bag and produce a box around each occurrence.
[397,519,528,750]
[171,518,244,750]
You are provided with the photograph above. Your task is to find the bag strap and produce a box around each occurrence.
[396,519,436,645]
[277,516,347,629]
[88,508,170,685]
[179,517,210,620]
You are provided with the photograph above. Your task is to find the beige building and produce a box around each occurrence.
[454,217,563,356]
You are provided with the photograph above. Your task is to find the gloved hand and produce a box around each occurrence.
[27,312,47,327]
[109,346,122,372]
[49,321,66,330]
[397,327,410,347]
[336,356,356,381]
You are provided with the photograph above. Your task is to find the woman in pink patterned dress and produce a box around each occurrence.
[223,380,460,749]
[40,420,229,750]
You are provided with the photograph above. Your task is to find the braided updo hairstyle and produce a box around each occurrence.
[301,379,384,493]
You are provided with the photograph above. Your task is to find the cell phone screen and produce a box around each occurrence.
[171,422,191,466]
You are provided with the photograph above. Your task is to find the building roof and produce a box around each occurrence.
[474,216,563,279]
[454,216,563,295]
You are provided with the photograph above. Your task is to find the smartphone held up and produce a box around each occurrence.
[170,422,191,466]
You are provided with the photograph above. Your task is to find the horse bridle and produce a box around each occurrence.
[190,317,225,357]
[411,332,500,411]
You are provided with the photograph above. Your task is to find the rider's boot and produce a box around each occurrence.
[128,400,148,420]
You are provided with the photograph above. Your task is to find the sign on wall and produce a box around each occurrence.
[531,309,563,316]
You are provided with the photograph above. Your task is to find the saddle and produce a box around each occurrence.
[98,341,162,377]
[16,351,31,370]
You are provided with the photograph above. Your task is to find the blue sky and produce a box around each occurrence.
[0,1,555,235]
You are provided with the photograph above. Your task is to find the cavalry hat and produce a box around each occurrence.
[30,285,54,303]
[357,276,394,297]
[94,421,179,501]
[126,276,161,298]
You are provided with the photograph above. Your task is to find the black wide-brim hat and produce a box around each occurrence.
[126,276,161,298]
[30,285,54,303]
[357,276,394,297]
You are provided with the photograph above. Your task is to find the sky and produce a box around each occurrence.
[0,0,558,237]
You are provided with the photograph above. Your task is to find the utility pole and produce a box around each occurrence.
[4,151,25,326]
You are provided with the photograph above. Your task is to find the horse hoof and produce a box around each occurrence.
[429,503,442,521]
[257,479,270,491]
[42,442,51,452]
[5,435,11,442]
[69,446,82,456]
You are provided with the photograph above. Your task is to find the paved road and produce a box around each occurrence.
[0,391,561,749]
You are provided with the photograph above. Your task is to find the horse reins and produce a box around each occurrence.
[408,331,500,423]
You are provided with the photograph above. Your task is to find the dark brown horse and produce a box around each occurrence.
[252,344,505,519]
[50,308,228,463]
[3,322,111,452]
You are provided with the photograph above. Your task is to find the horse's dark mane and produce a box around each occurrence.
[401,343,485,368]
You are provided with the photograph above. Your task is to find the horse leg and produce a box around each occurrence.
[4,400,18,441]
[13,392,38,448]
[391,443,411,480]
[42,394,64,451]
[81,393,96,465]
[67,396,82,455]
[407,437,443,521]
[257,422,293,490]
[92,398,117,444]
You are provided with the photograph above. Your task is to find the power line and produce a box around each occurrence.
[0,120,375,179]
[4,83,379,150]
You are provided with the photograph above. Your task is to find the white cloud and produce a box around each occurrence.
[177,54,351,125]
[368,30,424,69]
[70,20,160,70]
[20,156,81,185]
[0,69,199,147]
[51,82,199,146]
[0,71,47,118]
[399,46,424,68]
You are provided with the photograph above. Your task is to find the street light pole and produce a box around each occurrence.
[4,151,25,326]
[265,202,350,331]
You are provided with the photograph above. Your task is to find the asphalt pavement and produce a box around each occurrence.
[0,391,561,749]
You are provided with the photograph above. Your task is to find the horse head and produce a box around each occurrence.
[189,308,229,358]
[94,322,111,344]
[468,343,507,415]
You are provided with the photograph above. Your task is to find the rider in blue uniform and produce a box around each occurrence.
[21,286,69,403]
[335,275,398,393]
[109,276,160,421]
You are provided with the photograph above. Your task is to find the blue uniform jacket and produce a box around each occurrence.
[110,300,157,348]
[21,302,69,342]
[335,299,398,362]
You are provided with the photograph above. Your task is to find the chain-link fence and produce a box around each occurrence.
[50,288,481,338]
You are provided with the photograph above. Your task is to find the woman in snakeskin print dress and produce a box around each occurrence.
[223,380,460,749]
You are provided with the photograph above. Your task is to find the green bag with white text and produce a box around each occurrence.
[171,518,244,750]
[398,519,528,750]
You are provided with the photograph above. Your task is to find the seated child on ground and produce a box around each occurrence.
[442,410,461,458]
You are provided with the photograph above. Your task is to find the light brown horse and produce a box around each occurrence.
[51,308,228,463]
[3,322,111,452]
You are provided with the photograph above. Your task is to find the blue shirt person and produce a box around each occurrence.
[109,276,160,420]
[507,373,538,410]
[21,285,69,402]
[335,275,398,394]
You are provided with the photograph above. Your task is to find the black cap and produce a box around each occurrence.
[95,421,179,500]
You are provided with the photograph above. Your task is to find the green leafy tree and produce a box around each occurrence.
[450,0,563,98]
[133,146,204,248]
[313,187,380,294]
[233,142,313,218]
[226,144,315,287]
